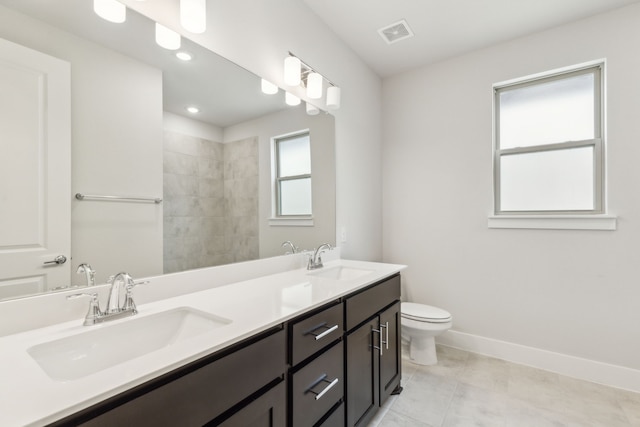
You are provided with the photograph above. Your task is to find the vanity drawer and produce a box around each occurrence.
[290,301,343,366]
[318,401,344,427]
[345,274,400,331]
[291,341,344,427]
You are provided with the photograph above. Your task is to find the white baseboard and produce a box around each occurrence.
[437,330,640,393]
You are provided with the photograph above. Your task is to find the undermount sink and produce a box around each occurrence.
[308,266,373,281]
[27,307,232,382]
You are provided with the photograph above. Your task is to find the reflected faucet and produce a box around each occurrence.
[282,240,299,254]
[308,243,333,270]
[76,263,96,287]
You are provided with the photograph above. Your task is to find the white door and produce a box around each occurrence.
[0,37,71,300]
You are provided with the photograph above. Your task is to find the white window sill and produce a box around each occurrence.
[488,215,617,231]
[269,217,314,227]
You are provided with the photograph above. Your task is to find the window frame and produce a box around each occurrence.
[493,63,605,216]
[273,130,312,218]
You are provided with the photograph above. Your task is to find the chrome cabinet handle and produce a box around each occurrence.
[305,323,339,341]
[44,255,67,265]
[306,374,339,401]
[380,321,389,350]
[372,327,383,356]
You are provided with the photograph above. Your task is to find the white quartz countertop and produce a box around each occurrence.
[0,259,405,427]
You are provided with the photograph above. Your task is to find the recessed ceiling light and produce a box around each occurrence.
[186,106,199,113]
[176,51,193,61]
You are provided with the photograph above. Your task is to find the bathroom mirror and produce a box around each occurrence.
[0,0,336,301]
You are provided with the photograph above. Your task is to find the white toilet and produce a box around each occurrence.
[401,302,452,365]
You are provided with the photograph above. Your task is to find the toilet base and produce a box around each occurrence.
[408,336,438,365]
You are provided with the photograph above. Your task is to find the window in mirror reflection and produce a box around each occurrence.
[274,132,312,216]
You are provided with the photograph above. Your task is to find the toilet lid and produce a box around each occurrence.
[401,302,451,323]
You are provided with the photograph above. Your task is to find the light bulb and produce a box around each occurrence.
[306,72,323,99]
[306,102,320,115]
[261,79,278,95]
[186,106,200,114]
[155,23,181,50]
[93,0,126,23]
[326,86,341,110]
[285,92,301,106]
[284,56,301,86]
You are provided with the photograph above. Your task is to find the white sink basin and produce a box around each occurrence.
[309,266,373,280]
[27,307,232,381]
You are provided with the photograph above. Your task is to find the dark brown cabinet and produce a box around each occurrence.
[49,273,402,427]
[288,301,344,427]
[217,381,286,427]
[379,302,402,403]
[50,327,287,427]
[345,275,402,427]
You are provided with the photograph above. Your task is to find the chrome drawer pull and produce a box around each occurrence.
[306,375,340,401]
[305,323,339,341]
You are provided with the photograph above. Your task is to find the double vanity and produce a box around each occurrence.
[0,258,405,426]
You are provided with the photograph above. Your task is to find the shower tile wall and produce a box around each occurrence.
[224,136,259,263]
[163,131,258,273]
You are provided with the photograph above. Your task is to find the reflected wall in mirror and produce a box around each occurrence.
[0,0,335,301]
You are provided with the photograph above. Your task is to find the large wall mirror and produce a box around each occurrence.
[0,0,336,301]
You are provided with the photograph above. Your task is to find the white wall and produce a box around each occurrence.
[122,0,383,262]
[382,2,640,378]
[0,6,164,285]
[163,111,223,142]
[224,106,336,258]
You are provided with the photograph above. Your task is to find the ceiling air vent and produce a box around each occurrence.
[378,19,414,45]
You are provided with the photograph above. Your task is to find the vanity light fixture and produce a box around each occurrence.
[306,72,323,99]
[186,106,200,114]
[284,56,301,86]
[261,79,279,95]
[180,0,206,34]
[284,53,341,110]
[93,0,126,23]
[155,23,181,50]
[306,102,320,116]
[285,92,301,106]
[326,85,341,110]
[175,51,193,61]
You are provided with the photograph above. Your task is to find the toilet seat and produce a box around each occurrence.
[401,302,452,323]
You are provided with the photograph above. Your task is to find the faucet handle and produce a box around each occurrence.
[67,292,96,300]
[67,292,103,326]
[122,280,148,314]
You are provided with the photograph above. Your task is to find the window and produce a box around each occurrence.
[493,64,604,216]
[274,131,312,217]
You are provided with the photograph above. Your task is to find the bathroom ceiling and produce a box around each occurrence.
[0,0,287,128]
[302,0,640,77]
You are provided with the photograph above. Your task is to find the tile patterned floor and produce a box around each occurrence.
[368,345,640,427]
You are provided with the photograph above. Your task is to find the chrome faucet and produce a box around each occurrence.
[76,263,96,287]
[68,272,147,325]
[107,272,134,314]
[308,243,333,270]
[281,240,299,254]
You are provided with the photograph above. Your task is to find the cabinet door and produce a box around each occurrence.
[346,318,379,427]
[74,329,285,427]
[379,301,401,404]
[216,381,285,427]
